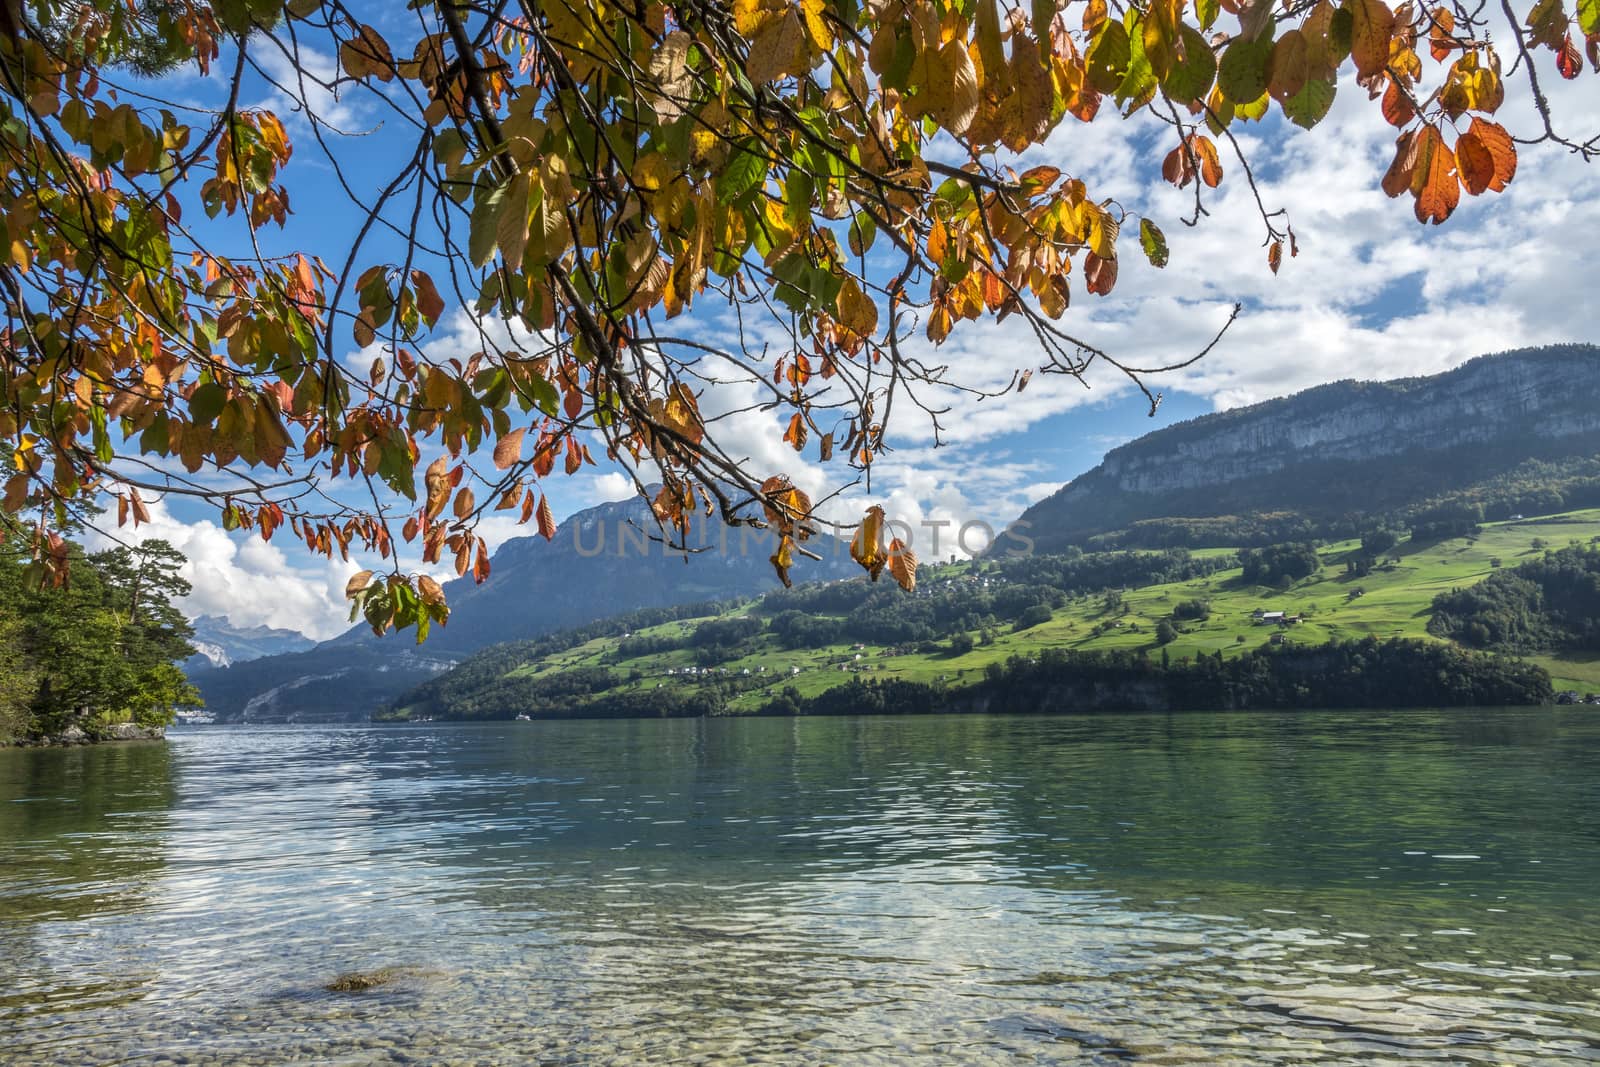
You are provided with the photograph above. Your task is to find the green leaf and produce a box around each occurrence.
[190,382,228,425]
[1218,36,1272,104]
[1114,13,1158,112]
[1086,20,1132,92]
[1032,0,1057,36]
[716,139,768,203]
[1139,218,1169,268]
[1197,0,1221,30]
[848,212,877,257]
[1163,24,1217,102]
[1282,75,1337,129]
[468,182,507,267]
[1579,0,1600,35]
[1329,6,1354,59]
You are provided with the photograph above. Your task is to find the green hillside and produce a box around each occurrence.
[385,509,1600,721]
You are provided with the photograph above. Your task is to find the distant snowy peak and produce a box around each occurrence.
[182,615,316,675]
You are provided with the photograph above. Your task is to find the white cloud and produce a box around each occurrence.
[84,497,364,641]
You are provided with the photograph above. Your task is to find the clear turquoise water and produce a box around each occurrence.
[2,710,1598,1065]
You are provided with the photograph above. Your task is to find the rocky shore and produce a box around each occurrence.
[1,723,167,748]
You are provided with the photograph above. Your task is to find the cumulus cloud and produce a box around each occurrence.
[83,497,365,641]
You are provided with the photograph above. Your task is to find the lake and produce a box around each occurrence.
[2,710,1598,1065]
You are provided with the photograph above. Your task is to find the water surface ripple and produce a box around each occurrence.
[2,710,1598,1064]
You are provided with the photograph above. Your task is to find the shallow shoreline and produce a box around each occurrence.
[1,724,167,748]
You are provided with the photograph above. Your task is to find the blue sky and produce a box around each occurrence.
[98,8,1600,639]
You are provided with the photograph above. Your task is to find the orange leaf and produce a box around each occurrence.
[1162,143,1194,186]
[418,574,447,607]
[473,539,491,583]
[1413,126,1460,224]
[130,488,151,527]
[493,427,525,470]
[537,494,557,540]
[886,538,918,592]
[1381,128,1420,197]
[1380,77,1414,127]
[1193,135,1223,187]
[1467,117,1517,191]
[1429,6,1455,61]
[1268,240,1283,274]
[1348,0,1396,78]
[453,486,475,519]
[1454,130,1495,195]
[783,412,807,452]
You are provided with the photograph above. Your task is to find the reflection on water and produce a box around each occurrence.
[1,710,1598,1064]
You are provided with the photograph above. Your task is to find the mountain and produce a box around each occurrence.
[187,495,858,723]
[1008,344,1600,555]
[182,615,316,672]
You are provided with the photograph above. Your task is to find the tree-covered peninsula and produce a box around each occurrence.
[0,540,198,745]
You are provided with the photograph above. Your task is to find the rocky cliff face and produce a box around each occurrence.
[1013,345,1600,550]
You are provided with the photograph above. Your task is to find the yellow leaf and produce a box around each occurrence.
[747,7,810,85]
[837,277,879,337]
[851,504,889,580]
[771,533,796,587]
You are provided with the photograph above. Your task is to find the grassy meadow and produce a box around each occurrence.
[397,509,1600,717]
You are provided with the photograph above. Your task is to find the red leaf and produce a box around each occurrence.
[1085,252,1118,295]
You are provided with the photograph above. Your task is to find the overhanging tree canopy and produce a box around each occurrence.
[0,0,1593,638]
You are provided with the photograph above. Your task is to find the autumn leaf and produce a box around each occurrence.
[424,456,452,520]
[537,494,558,540]
[1085,252,1119,295]
[1347,0,1397,77]
[887,538,918,592]
[1139,218,1169,268]
[493,428,526,470]
[851,505,889,581]
[345,569,375,598]
[1412,125,1460,224]
[1467,117,1517,191]
[417,574,447,609]
[1455,129,1495,194]
[770,533,796,588]
[412,270,446,326]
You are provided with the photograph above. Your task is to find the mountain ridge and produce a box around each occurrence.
[1010,344,1600,553]
[188,494,858,722]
